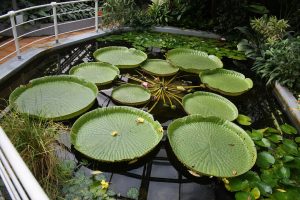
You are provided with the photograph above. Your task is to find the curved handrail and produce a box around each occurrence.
[0,0,100,62]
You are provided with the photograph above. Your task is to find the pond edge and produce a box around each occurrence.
[0,26,299,131]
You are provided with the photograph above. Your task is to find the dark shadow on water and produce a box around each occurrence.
[72,142,162,173]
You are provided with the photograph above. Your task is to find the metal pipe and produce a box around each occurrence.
[0,27,12,35]
[95,0,99,32]
[0,39,15,49]
[0,160,21,200]
[56,7,95,17]
[0,128,49,200]
[0,150,29,200]
[57,16,94,26]
[17,25,54,39]
[57,0,92,5]
[16,15,52,27]
[14,4,51,15]
[51,2,59,43]
[8,11,21,59]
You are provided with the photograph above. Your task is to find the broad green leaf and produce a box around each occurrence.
[141,59,179,76]
[256,151,275,169]
[93,46,147,68]
[268,134,283,143]
[166,48,223,73]
[9,75,98,121]
[295,137,300,143]
[285,157,300,169]
[282,156,294,162]
[167,115,257,177]
[71,106,163,162]
[280,124,297,135]
[249,130,263,140]
[182,91,238,121]
[235,191,255,200]
[69,62,120,85]
[255,138,271,148]
[266,127,280,134]
[241,171,261,187]
[237,114,252,126]
[282,139,298,155]
[277,166,290,179]
[272,188,300,200]
[199,69,253,96]
[111,84,151,106]
[260,169,278,187]
[225,177,249,192]
[256,181,272,195]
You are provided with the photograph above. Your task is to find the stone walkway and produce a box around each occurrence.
[0,28,95,64]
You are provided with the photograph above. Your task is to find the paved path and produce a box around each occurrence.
[0,28,94,64]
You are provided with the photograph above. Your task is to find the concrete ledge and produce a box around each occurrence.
[273,82,300,132]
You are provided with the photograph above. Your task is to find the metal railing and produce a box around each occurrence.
[0,0,102,63]
[0,1,103,199]
[0,127,49,200]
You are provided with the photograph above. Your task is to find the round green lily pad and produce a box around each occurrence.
[168,115,257,177]
[182,91,238,121]
[141,59,179,76]
[9,75,98,121]
[69,62,120,85]
[199,69,253,96]
[93,46,147,68]
[71,106,163,162]
[166,48,223,73]
[112,84,151,106]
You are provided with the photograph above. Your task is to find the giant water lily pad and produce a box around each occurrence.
[69,62,120,85]
[199,69,253,96]
[9,75,98,121]
[168,115,257,177]
[112,84,151,105]
[71,106,163,162]
[166,48,223,73]
[182,91,238,121]
[93,46,147,68]
[141,59,179,76]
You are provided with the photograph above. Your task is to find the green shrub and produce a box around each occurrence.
[102,0,136,27]
[224,123,300,200]
[250,16,289,44]
[253,37,300,93]
[0,111,68,199]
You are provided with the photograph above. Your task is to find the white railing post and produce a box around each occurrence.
[95,0,99,32]
[8,11,21,59]
[51,2,59,43]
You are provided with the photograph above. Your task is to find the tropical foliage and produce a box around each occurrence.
[253,37,300,94]
[224,123,300,200]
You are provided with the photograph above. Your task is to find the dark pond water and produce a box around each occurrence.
[0,33,289,200]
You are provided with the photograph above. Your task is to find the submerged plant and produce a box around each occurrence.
[61,163,139,200]
[124,71,203,112]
